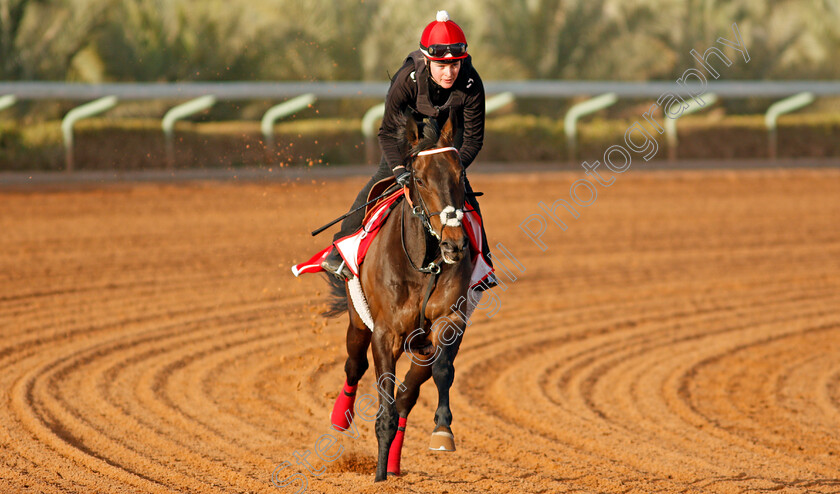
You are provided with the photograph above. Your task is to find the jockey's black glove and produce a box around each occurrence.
[394,166,411,187]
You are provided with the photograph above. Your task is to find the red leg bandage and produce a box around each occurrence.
[330,381,357,431]
[387,416,408,476]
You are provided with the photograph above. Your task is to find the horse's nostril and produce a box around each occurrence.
[440,239,464,264]
[441,239,464,255]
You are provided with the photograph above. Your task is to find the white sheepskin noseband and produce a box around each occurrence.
[440,205,464,227]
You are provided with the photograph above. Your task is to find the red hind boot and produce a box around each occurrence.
[330,381,357,431]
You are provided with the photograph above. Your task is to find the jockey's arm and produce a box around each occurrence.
[378,64,415,179]
[458,72,485,169]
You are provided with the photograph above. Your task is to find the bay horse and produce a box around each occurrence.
[324,113,476,482]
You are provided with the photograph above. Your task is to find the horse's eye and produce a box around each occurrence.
[416,178,425,187]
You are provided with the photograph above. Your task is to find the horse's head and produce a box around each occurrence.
[404,115,468,265]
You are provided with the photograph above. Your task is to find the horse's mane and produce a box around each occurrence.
[382,113,442,161]
[322,114,441,319]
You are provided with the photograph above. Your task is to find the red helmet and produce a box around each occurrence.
[419,11,468,62]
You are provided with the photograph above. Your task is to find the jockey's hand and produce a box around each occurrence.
[394,167,411,187]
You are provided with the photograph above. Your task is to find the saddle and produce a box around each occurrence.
[362,176,401,223]
[292,178,493,289]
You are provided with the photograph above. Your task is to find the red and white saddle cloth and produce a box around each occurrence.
[292,188,494,289]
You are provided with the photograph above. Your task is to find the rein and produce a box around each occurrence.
[399,199,442,332]
[399,200,442,275]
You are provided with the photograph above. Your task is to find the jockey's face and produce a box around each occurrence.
[428,60,461,89]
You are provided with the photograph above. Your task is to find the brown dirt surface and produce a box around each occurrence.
[2,168,840,494]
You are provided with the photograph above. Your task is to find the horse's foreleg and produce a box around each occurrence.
[372,329,398,482]
[331,323,371,431]
[430,326,465,452]
[388,360,434,476]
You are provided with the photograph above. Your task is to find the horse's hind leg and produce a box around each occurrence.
[387,359,434,476]
[330,323,371,431]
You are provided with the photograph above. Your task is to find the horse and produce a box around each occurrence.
[323,112,477,482]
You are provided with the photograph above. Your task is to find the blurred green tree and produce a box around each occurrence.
[466,0,669,80]
[96,0,269,81]
[653,0,840,80]
[1,0,115,80]
[2,0,839,82]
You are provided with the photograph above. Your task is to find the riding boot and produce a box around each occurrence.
[321,247,352,280]
[465,178,498,292]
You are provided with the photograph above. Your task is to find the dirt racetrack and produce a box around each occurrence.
[2,167,840,494]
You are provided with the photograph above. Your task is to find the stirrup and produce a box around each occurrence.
[322,255,353,280]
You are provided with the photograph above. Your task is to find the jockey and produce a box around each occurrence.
[322,10,495,287]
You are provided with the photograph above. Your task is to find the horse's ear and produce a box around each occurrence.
[438,112,455,147]
[405,117,420,148]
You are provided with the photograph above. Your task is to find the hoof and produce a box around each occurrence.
[387,471,400,477]
[429,426,456,452]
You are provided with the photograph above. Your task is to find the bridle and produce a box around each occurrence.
[407,147,466,238]
[400,146,466,274]
[399,146,469,325]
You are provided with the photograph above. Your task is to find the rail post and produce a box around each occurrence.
[162,95,216,169]
[0,94,16,112]
[486,91,515,114]
[665,93,717,161]
[765,92,814,160]
[361,103,386,165]
[61,96,118,172]
[564,92,617,162]
[261,93,316,164]
[0,95,16,141]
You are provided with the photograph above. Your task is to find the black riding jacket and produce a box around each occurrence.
[377,50,485,175]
